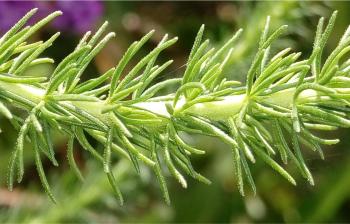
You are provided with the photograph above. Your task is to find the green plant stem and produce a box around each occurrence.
[0,80,318,123]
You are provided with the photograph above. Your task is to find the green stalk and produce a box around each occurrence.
[0,80,317,122]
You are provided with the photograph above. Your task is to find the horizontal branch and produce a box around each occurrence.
[0,80,318,124]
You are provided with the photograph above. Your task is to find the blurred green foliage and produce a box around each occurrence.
[1,1,350,223]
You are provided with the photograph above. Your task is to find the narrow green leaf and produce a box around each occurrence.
[103,127,114,173]
[291,130,314,185]
[109,112,132,138]
[106,171,124,205]
[119,133,155,169]
[15,118,30,183]
[47,64,78,94]
[74,67,114,94]
[114,36,178,94]
[110,30,155,93]
[250,139,297,186]
[240,151,256,195]
[30,113,42,132]
[272,120,289,164]
[188,24,205,61]
[141,78,182,98]
[228,117,255,163]
[0,8,37,44]
[160,133,187,188]
[52,45,91,78]
[67,135,84,182]
[0,101,13,119]
[32,130,57,203]
[137,60,174,97]
[151,135,171,205]
[0,74,46,83]
[109,82,143,102]
[74,128,104,162]
[14,32,60,75]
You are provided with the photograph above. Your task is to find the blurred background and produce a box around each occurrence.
[1,1,350,223]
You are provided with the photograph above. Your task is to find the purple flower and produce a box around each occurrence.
[0,1,104,34]
[52,1,104,34]
[0,1,37,33]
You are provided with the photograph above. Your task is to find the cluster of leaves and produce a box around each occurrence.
[0,9,350,205]
[237,11,350,191]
